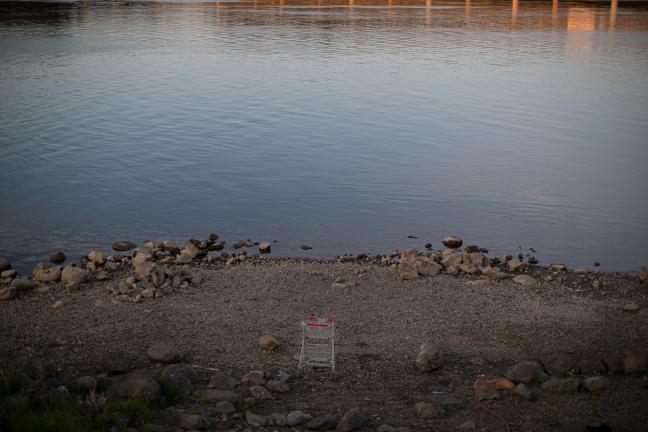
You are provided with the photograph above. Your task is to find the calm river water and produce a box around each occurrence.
[1,0,647,271]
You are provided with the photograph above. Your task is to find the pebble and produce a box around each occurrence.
[573,267,588,274]
[52,300,64,308]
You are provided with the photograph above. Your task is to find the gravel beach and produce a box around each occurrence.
[1,249,648,431]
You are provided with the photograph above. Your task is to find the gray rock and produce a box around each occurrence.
[245,411,267,427]
[249,385,272,399]
[0,257,11,272]
[0,287,17,300]
[305,414,338,430]
[266,379,290,393]
[209,371,240,389]
[582,376,609,392]
[109,371,160,400]
[507,259,524,272]
[481,266,506,279]
[513,383,534,400]
[241,370,266,386]
[61,266,87,286]
[1,269,16,278]
[415,402,437,418]
[147,343,183,364]
[52,300,63,308]
[88,250,104,264]
[574,358,606,375]
[640,266,648,282]
[416,257,442,276]
[10,277,36,291]
[160,240,178,251]
[506,360,548,384]
[540,377,579,394]
[32,263,61,283]
[214,400,236,414]
[77,376,97,392]
[442,236,463,249]
[415,342,443,372]
[177,241,200,263]
[540,352,574,376]
[49,251,66,264]
[159,364,197,398]
[112,241,137,251]
[336,407,369,431]
[457,420,476,431]
[441,252,463,268]
[624,352,648,374]
[286,410,307,426]
[429,392,464,412]
[177,413,208,430]
[259,334,279,350]
[512,274,538,287]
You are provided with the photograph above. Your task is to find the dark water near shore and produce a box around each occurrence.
[1,0,647,272]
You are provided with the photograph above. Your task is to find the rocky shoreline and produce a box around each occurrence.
[1,234,648,431]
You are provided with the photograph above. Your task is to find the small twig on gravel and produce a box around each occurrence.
[478,403,511,432]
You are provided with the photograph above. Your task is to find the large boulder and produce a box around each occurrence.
[147,343,183,364]
[32,263,61,282]
[415,342,442,372]
[112,241,137,251]
[61,266,87,286]
[513,274,538,287]
[416,257,442,276]
[395,249,419,280]
[441,252,463,268]
[109,371,160,399]
[176,241,200,264]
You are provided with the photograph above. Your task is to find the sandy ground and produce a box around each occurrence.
[1,258,648,431]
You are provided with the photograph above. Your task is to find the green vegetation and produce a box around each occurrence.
[0,363,171,432]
